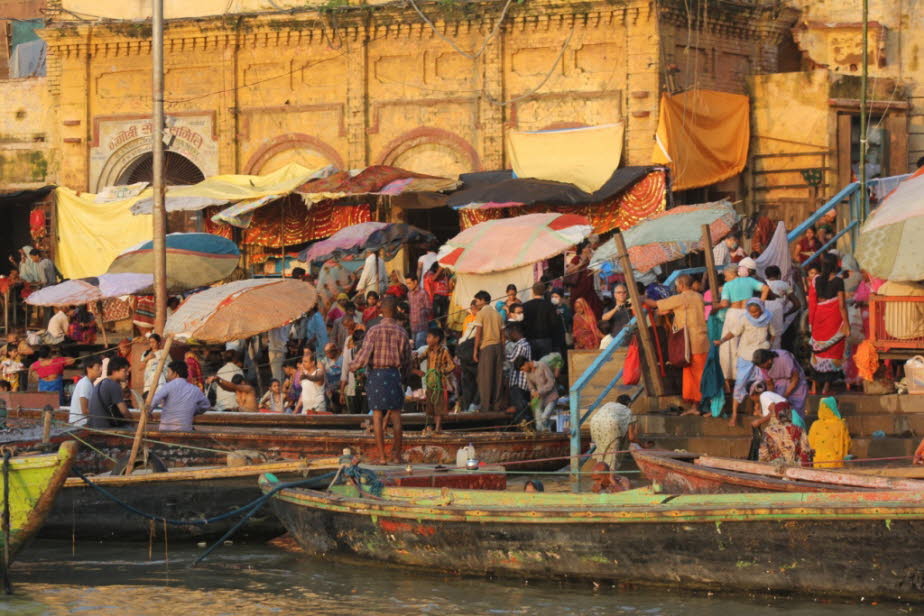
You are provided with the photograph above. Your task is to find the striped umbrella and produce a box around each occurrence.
[26,273,154,306]
[591,200,738,272]
[856,169,924,281]
[164,278,317,342]
[107,232,240,293]
[437,213,593,274]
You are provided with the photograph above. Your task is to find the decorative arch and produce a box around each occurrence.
[376,127,480,176]
[243,133,345,175]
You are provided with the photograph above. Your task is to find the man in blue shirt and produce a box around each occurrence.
[151,360,211,431]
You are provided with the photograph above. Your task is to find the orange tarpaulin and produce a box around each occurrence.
[652,90,749,191]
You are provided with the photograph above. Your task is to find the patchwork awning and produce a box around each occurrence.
[299,222,436,264]
[26,273,154,306]
[856,168,924,281]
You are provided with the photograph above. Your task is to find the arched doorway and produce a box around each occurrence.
[118,152,206,233]
[118,151,205,186]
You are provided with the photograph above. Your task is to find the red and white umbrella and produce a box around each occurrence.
[437,213,593,274]
[164,278,317,342]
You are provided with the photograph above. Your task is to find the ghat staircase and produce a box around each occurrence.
[567,175,915,485]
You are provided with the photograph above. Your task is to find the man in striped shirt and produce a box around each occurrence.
[349,297,412,464]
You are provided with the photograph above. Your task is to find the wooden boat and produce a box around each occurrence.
[9,406,510,431]
[42,458,506,542]
[260,476,924,601]
[632,449,924,494]
[65,426,569,474]
[0,442,77,574]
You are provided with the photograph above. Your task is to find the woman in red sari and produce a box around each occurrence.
[792,226,822,264]
[809,255,849,394]
[572,298,603,350]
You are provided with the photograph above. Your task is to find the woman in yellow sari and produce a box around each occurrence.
[808,397,851,468]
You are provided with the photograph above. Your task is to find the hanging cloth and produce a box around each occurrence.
[699,313,726,417]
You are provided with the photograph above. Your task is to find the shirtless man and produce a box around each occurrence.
[208,374,258,412]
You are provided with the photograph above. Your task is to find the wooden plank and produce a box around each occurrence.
[694,455,785,477]
[837,112,853,191]
[783,467,924,491]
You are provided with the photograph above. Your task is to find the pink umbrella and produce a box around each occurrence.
[437,213,593,274]
[299,222,435,264]
[26,273,155,306]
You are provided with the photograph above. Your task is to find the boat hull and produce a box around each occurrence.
[44,462,507,541]
[9,406,510,431]
[1,442,77,572]
[632,449,924,494]
[264,484,924,601]
[69,427,568,474]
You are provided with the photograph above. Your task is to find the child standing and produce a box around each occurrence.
[1,347,24,391]
[414,327,455,433]
[259,379,286,413]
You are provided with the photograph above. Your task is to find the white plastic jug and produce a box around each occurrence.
[907,356,924,395]
[456,443,476,468]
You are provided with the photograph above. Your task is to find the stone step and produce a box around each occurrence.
[637,434,918,462]
[629,412,924,439]
[807,394,924,415]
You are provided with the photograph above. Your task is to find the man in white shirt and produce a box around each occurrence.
[417,249,438,285]
[267,326,288,382]
[45,306,69,344]
[69,357,103,426]
[214,350,245,411]
[356,251,387,296]
[712,234,745,267]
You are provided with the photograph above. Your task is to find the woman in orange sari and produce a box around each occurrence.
[572,297,603,350]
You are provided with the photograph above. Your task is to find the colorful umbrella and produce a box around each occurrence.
[25,273,154,306]
[438,213,593,274]
[856,169,924,281]
[591,200,738,272]
[107,232,240,293]
[299,222,436,264]
[164,278,317,342]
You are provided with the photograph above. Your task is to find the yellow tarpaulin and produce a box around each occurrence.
[131,163,330,214]
[506,124,624,193]
[652,90,749,191]
[55,187,152,279]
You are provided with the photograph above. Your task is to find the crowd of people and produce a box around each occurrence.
[0,209,906,470]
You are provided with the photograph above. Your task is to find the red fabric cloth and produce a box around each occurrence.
[459,170,667,234]
[31,357,68,379]
[205,201,373,249]
[811,297,847,360]
[186,356,204,388]
[30,208,46,240]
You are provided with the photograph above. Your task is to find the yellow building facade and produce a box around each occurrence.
[43,0,796,193]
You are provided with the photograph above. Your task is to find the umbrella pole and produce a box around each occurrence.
[249,337,263,394]
[613,232,665,398]
[701,224,721,305]
[97,301,109,347]
[123,334,174,475]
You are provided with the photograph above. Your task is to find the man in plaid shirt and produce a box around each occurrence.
[349,296,411,463]
[505,322,532,423]
[405,273,432,347]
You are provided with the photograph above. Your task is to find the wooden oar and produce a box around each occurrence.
[123,334,174,475]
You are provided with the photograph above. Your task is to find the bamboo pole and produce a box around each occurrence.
[96,301,109,347]
[123,334,174,475]
[152,0,167,334]
[613,232,664,397]
[702,224,721,303]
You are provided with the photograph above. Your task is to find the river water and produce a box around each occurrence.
[1,539,914,616]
